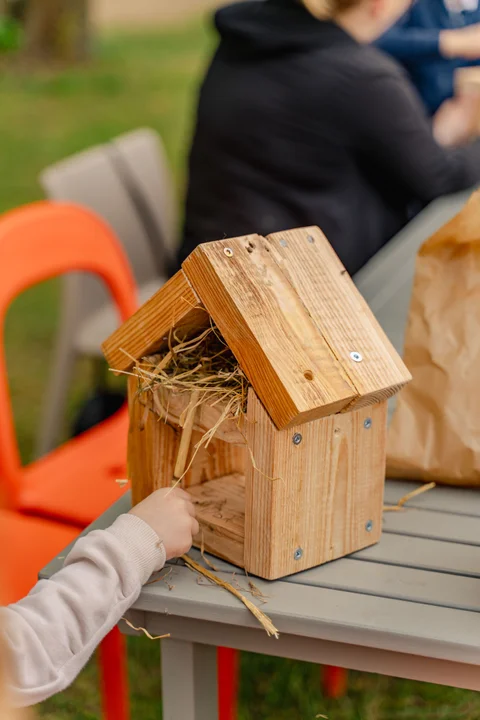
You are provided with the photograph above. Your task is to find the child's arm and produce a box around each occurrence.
[0,488,198,708]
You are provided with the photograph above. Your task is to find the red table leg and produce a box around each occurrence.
[322,666,348,699]
[99,627,130,720]
[218,647,239,720]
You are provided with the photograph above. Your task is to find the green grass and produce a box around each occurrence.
[1,21,214,461]
[2,17,479,720]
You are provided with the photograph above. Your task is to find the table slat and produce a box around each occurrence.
[384,480,480,517]
[354,532,480,577]
[383,507,480,545]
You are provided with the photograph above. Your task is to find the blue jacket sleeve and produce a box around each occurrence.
[376,12,441,61]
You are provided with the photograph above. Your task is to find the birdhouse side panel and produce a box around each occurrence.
[244,391,387,580]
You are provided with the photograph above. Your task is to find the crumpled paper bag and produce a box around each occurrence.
[387,190,480,485]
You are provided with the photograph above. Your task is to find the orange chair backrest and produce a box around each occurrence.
[0,202,137,505]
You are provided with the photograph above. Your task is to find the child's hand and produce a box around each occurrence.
[129,487,199,560]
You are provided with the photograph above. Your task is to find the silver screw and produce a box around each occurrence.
[364,418,372,430]
[279,239,288,248]
[224,247,234,257]
[350,351,363,363]
[293,433,303,445]
[307,234,315,244]
[294,548,303,560]
[365,520,373,532]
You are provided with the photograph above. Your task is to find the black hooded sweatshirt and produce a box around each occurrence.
[177,0,480,276]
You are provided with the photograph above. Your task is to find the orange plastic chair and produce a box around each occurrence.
[0,202,136,524]
[0,509,78,605]
[0,202,137,720]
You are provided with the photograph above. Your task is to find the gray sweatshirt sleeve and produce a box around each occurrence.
[0,514,166,708]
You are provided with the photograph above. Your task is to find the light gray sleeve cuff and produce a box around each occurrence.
[106,514,166,585]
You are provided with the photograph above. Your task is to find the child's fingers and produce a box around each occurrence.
[184,499,197,517]
[171,488,191,501]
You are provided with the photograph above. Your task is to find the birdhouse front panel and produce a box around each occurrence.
[104,227,410,580]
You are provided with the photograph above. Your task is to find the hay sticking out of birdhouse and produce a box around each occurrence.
[144,324,247,415]
[124,324,250,483]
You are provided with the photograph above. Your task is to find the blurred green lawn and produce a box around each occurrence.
[2,18,480,720]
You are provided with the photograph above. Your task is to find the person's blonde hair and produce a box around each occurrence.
[302,0,361,18]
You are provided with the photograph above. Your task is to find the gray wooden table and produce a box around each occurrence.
[41,189,480,719]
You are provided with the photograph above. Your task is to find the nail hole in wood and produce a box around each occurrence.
[304,370,314,381]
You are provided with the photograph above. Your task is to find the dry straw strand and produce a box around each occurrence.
[181,554,279,639]
[383,482,436,512]
[117,323,250,487]
[121,617,170,641]
[200,530,219,572]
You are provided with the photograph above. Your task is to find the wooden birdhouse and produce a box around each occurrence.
[103,227,411,580]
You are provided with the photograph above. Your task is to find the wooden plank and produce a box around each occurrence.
[127,378,246,503]
[183,431,246,488]
[266,227,411,410]
[127,375,178,505]
[139,614,480,693]
[183,235,357,430]
[102,270,209,372]
[187,529,480,581]
[383,507,480,546]
[284,557,480,613]
[153,388,245,445]
[355,533,480,578]
[136,565,480,666]
[384,480,480,517]
[244,390,387,579]
[188,473,245,568]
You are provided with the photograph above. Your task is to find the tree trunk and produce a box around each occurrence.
[23,0,90,63]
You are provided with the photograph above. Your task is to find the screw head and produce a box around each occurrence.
[350,351,363,363]
[365,520,373,533]
[224,247,234,257]
[307,234,315,244]
[279,239,288,248]
[364,418,372,430]
[294,548,303,561]
[293,433,303,446]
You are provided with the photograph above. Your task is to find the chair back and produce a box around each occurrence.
[0,202,137,504]
[40,128,177,323]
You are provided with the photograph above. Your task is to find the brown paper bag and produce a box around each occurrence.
[387,191,480,486]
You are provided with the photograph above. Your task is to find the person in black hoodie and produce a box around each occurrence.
[177,0,480,277]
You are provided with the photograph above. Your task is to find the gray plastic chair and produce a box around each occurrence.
[36,128,178,457]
